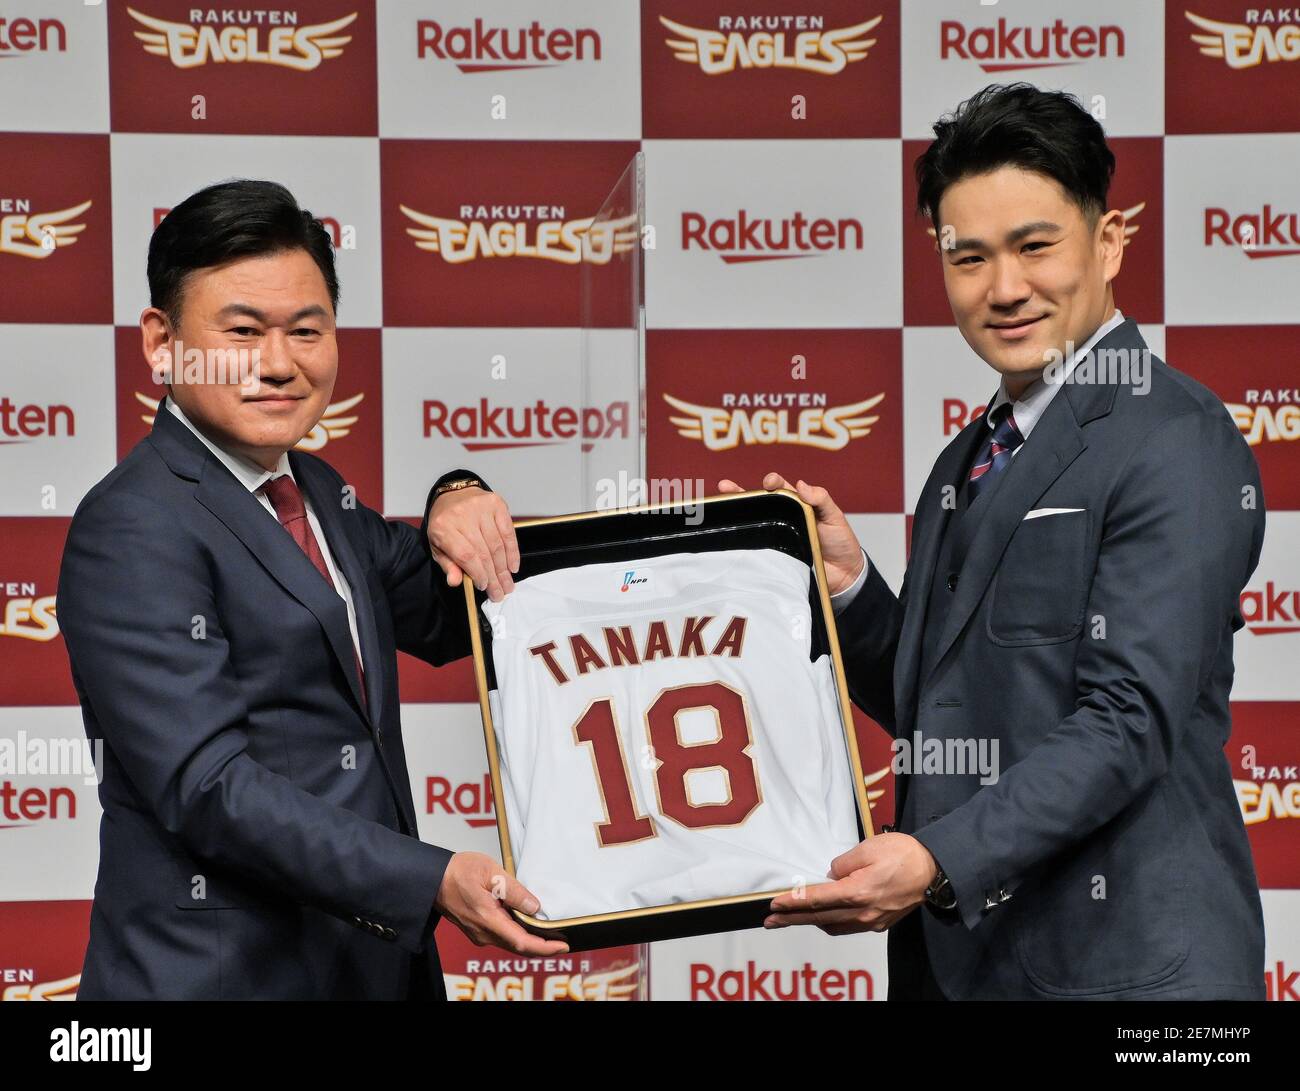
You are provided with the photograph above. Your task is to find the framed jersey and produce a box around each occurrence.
[464,489,874,950]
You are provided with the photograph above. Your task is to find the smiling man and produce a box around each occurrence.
[725,84,1266,1000]
[58,179,566,1001]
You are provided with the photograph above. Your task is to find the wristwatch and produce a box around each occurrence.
[924,866,957,911]
[432,476,484,500]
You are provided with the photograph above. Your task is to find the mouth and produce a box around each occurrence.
[244,394,304,405]
[986,316,1045,342]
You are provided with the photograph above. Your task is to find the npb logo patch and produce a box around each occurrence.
[621,571,649,593]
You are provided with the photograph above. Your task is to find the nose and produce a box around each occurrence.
[253,328,297,386]
[987,255,1032,313]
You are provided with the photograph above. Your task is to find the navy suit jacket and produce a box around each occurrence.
[59,404,477,999]
[837,319,1267,999]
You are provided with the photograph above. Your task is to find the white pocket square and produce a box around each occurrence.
[1023,507,1085,521]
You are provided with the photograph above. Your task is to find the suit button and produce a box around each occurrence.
[382,927,397,941]
[946,573,959,592]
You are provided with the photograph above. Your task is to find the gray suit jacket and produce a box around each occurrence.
[837,319,1266,999]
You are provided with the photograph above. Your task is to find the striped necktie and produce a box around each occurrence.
[967,403,1025,502]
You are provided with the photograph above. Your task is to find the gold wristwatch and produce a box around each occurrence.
[432,476,484,500]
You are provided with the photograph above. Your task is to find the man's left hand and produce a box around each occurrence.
[765,832,939,936]
[427,486,519,602]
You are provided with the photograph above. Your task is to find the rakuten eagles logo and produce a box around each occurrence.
[445,959,639,1001]
[663,391,884,452]
[658,13,881,76]
[0,580,58,643]
[0,199,91,260]
[1226,388,1300,446]
[126,6,356,71]
[401,204,638,266]
[1186,9,1300,69]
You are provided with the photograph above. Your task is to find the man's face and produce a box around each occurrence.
[936,166,1123,396]
[150,248,337,469]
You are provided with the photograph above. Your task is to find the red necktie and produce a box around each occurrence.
[262,474,367,714]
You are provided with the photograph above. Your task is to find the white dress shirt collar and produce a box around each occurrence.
[166,397,292,491]
[985,309,1127,442]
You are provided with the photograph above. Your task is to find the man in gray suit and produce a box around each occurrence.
[726,84,1266,999]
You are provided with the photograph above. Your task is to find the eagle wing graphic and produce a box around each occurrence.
[25,200,92,256]
[820,16,884,64]
[658,16,724,66]
[824,393,884,440]
[662,393,733,445]
[303,12,358,60]
[297,392,364,450]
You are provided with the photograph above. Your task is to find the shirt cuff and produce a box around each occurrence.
[830,549,870,616]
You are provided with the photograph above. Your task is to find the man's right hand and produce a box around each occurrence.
[435,852,569,956]
[718,473,865,595]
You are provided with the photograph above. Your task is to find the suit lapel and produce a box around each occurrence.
[191,463,371,721]
[139,403,377,726]
[927,392,1087,678]
[293,453,383,731]
[894,413,989,728]
[921,317,1147,681]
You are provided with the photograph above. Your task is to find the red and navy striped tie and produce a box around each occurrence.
[968,403,1025,501]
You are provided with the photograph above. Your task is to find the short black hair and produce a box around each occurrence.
[915,83,1115,229]
[147,179,339,328]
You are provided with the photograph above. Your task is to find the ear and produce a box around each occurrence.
[140,307,175,387]
[1097,208,1125,286]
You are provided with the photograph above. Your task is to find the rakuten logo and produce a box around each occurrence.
[1205,205,1300,258]
[1,781,76,826]
[0,16,66,54]
[1265,961,1298,1002]
[0,399,74,442]
[1241,582,1300,635]
[681,210,863,263]
[940,18,1125,72]
[941,398,987,436]
[422,399,630,453]
[692,961,874,1000]
[425,774,495,830]
[417,19,601,73]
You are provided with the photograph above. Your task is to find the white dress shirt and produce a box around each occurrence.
[831,310,1126,613]
[166,398,364,667]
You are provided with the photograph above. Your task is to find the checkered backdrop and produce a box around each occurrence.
[1,0,1296,1002]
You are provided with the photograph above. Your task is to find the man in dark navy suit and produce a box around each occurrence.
[728,85,1266,999]
[59,179,566,1000]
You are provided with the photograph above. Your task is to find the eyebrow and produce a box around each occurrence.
[947,221,1063,252]
[214,303,331,324]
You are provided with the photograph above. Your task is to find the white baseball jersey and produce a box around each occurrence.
[481,548,859,921]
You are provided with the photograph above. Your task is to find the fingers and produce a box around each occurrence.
[497,874,542,918]
[764,905,864,929]
[768,876,857,913]
[794,479,844,524]
[442,529,490,594]
[830,841,874,880]
[482,911,569,956]
[718,474,798,495]
[494,503,521,575]
[477,875,568,955]
[472,523,509,602]
[762,471,794,492]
